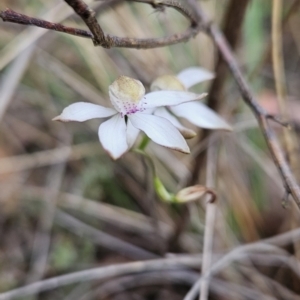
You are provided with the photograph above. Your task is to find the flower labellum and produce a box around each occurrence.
[109,76,145,116]
[53,76,205,159]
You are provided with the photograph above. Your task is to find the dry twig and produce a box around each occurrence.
[0,0,200,49]
[64,0,107,45]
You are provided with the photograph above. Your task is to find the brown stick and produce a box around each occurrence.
[0,9,93,39]
[63,0,107,46]
[0,0,200,49]
[187,0,300,208]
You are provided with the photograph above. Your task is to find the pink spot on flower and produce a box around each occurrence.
[127,108,139,115]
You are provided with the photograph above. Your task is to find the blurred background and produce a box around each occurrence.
[0,0,300,299]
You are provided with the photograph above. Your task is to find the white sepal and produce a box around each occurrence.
[53,102,116,122]
[129,113,190,153]
[170,101,232,131]
[98,114,128,159]
[176,67,215,89]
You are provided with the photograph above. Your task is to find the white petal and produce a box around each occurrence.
[98,114,128,159]
[155,107,196,139]
[126,119,140,148]
[170,102,232,131]
[176,67,215,89]
[53,102,117,122]
[142,91,207,109]
[129,114,190,154]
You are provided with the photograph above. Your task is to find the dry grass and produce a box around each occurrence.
[0,0,300,299]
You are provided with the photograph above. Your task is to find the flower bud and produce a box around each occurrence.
[175,185,216,203]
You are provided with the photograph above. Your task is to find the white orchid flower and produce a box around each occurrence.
[53,76,207,159]
[150,67,232,138]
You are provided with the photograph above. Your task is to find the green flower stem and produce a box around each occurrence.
[133,148,176,203]
[154,176,176,203]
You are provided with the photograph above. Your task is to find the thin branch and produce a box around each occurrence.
[0,9,93,39]
[0,0,201,49]
[63,0,106,45]
[187,0,300,209]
